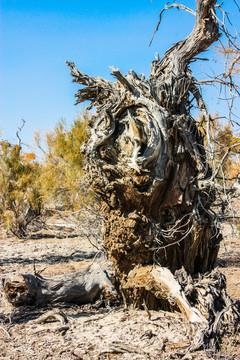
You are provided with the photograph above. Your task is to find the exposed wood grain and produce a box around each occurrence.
[3,263,117,306]
[65,0,240,350]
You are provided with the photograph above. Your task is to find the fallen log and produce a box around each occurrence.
[3,263,117,306]
[3,262,239,351]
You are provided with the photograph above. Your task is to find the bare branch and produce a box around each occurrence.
[211,142,240,180]
[234,0,240,12]
[225,53,240,78]
[16,119,25,147]
[151,0,220,76]
[149,2,196,46]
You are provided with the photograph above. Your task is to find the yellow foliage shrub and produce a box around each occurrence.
[0,141,42,237]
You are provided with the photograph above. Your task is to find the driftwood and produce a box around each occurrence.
[3,263,117,306]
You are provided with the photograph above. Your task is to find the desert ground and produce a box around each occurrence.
[0,213,239,360]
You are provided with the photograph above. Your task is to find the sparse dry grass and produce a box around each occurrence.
[217,326,240,360]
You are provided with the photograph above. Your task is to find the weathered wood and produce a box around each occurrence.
[64,0,240,350]
[124,266,207,325]
[124,266,240,350]
[31,309,68,325]
[3,263,117,306]
[66,0,222,281]
[150,0,220,77]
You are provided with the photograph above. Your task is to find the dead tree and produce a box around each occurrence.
[4,0,239,352]
[66,0,222,282]
[67,1,223,276]
[65,0,240,349]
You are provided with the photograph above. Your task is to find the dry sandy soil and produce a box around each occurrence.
[0,216,239,360]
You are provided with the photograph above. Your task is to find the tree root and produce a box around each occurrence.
[3,262,239,351]
[31,309,68,325]
[123,266,240,351]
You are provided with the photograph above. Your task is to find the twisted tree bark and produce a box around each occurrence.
[67,0,221,284]
[65,0,240,349]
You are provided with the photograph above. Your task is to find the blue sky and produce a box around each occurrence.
[1,0,239,152]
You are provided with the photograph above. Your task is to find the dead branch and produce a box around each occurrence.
[150,2,196,47]
[16,119,25,147]
[32,309,68,325]
[211,142,240,180]
[0,325,11,338]
[225,53,240,78]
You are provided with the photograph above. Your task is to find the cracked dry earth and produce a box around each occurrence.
[0,219,240,360]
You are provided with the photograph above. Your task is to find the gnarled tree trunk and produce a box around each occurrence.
[67,0,220,289]
[66,0,240,349]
